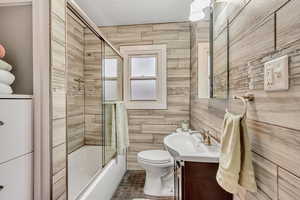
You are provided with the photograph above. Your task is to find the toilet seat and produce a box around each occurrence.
[138,150,173,165]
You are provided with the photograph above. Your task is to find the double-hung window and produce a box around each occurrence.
[104,57,122,101]
[121,45,167,109]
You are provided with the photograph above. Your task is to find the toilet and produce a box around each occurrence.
[137,150,174,197]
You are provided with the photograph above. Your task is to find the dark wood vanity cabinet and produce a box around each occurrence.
[174,161,233,200]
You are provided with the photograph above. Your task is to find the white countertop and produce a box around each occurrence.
[164,133,220,163]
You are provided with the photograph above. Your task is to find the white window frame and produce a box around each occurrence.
[104,56,122,101]
[120,45,167,109]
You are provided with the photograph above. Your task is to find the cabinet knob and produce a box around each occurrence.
[0,121,4,126]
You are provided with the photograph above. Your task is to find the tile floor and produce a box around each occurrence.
[111,170,174,200]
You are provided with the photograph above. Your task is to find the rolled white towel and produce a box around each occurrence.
[0,59,12,71]
[0,83,13,94]
[0,69,15,85]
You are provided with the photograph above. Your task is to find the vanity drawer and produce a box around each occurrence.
[0,153,33,200]
[0,99,33,164]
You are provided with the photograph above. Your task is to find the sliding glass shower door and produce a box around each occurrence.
[103,42,123,164]
[66,9,105,199]
[65,7,124,200]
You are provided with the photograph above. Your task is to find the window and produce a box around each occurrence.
[104,58,122,101]
[130,56,157,100]
[197,42,210,98]
[120,45,167,109]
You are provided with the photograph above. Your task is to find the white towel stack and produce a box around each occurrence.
[0,59,14,94]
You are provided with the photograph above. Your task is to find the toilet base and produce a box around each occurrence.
[137,150,174,197]
[143,167,174,197]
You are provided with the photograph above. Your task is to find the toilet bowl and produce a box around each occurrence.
[137,150,174,197]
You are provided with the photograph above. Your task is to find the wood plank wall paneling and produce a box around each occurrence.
[66,11,104,151]
[213,0,250,39]
[84,29,103,145]
[277,0,300,49]
[99,22,191,169]
[51,0,67,199]
[251,153,277,200]
[66,12,85,153]
[213,28,228,98]
[278,167,300,200]
[191,0,300,200]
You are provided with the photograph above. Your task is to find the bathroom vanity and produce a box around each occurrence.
[174,161,232,200]
[164,133,232,200]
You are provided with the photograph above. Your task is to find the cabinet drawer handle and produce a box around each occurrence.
[0,121,4,126]
[0,185,4,191]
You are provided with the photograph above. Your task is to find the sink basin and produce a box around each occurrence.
[163,133,220,163]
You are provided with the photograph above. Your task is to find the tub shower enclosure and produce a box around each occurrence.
[65,5,125,200]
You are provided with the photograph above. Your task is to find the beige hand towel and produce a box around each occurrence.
[216,112,257,194]
[115,102,129,154]
[104,102,129,155]
[104,104,116,151]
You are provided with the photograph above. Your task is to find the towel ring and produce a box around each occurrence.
[226,94,254,117]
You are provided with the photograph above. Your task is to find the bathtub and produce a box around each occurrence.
[68,145,126,200]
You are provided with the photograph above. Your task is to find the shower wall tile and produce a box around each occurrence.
[51,0,67,199]
[52,118,66,147]
[51,0,65,20]
[84,29,103,145]
[67,114,85,153]
[52,143,67,175]
[51,68,66,92]
[66,12,85,153]
[52,168,67,200]
[57,193,67,200]
[52,93,66,119]
[100,22,191,169]
[85,135,102,146]
[51,40,66,72]
[52,13,66,46]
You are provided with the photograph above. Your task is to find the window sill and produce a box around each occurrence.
[125,101,167,110]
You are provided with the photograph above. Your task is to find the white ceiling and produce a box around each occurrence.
[74,0,193,26]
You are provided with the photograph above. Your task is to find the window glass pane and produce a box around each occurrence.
[131,57,156,77]
[131,80,156,100]
[104,59,118,77]
[104,80,118,101]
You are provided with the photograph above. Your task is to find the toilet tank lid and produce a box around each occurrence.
[138,150,172,164]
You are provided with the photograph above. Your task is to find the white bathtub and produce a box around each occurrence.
[68,146,126,200]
